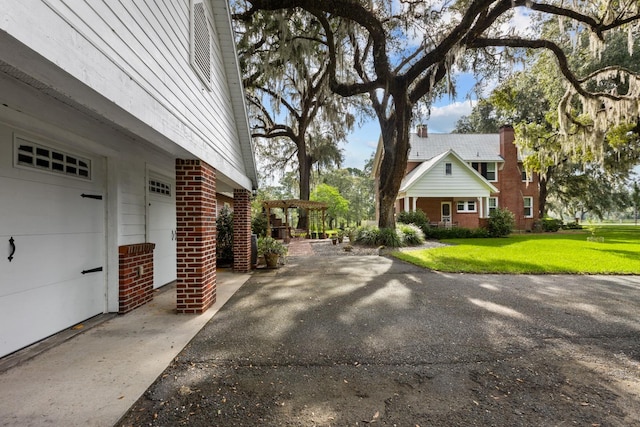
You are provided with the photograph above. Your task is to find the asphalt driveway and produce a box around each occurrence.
[117,255,640,426]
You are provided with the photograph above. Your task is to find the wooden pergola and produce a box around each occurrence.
[262,199,328,242]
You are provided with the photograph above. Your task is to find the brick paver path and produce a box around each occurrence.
[286,239,315,256]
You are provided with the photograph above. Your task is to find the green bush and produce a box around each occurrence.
[564,221,583,230]
[377,227,403,247]
[217,206,234,261]
[397,223,425,246]
[252,212,268,237]
[397,210,429,228]
[424,226,489,239]
[487,208,515,237]
[354,225,380,246]
[542,218,563,232]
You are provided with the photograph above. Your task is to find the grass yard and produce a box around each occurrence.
[393,225,640,274]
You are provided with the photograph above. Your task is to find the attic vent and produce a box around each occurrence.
[190,0,212,89]
[14,136,91,180]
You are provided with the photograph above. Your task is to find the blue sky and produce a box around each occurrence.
[342,72,479,169]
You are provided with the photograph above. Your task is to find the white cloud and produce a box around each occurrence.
[424,100,477,133]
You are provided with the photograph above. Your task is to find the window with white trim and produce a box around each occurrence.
[521,168,533,182]
[488,197,498,216]
[445,162,452,175]
[523,196,533,218]
[190,0,213,89]
[456,200,477,212]
[471,162,497,181]
[14,136,91,180]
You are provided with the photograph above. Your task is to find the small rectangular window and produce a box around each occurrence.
[149,179,172,196]
[523,196,533,218]
[521,168,533,182]
[488,197,498,216]
[485,163,496,181]
[445,163,452,175]
[14,136,92,180]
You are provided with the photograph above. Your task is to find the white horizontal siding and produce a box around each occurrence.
[1,0,249,187]
[406,155,492,198]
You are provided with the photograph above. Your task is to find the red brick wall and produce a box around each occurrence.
[118,243,155,314]
[233,188,252,272]
[497,126,540,230]
[175,159,217,314]
[217,193,234,215]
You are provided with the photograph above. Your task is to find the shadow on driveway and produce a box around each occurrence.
[117,255,640,426]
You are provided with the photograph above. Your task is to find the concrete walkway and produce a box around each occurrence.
[0,270,251,427]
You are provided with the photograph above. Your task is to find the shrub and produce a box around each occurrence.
[354,225,380,246]
[564,221,583,230]
[377,227,403,247]
[216,205,234,261]
[397,210,429,228]
[542,218,563,232]
[397,223,425,246]
[257,236,287,256]
[487,208,515,237]
[424,226,489,239]
[252,212,268,237]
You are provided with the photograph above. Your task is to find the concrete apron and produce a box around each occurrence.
[0,270,250,427]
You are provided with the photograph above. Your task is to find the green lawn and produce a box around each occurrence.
[392,225,640,274]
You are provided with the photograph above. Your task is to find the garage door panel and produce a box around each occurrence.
[0,232,104,297]
[0,273,104,356]
[0,145,105,358]
[0,177,103,235]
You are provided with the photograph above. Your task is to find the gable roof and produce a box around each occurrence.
[399,149,499,198]
[409,133,503,162]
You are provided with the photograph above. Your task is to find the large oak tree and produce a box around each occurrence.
[235,0,640,229]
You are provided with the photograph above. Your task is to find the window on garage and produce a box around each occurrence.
[14,135,91,180]
[149,179,172,196]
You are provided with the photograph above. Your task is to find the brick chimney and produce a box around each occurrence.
[416,124,428,138]
[499,125,516,161]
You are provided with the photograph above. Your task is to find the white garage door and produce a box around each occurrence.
[147,174,176,288]
[0,136,105,358]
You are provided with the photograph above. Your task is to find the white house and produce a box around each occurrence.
[0,0,257,358]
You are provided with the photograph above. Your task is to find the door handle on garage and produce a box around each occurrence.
[8,237,15,262]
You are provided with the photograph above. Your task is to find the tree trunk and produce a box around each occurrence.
[377,99,412,230]
[537,166,553,219]
[297,145,311,229]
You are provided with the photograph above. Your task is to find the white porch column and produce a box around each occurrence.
[479,197,484,218]
[404,196,410,212]
[412,197,418,212]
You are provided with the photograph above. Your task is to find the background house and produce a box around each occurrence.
[0,0,257,358]
[374,125,539,230]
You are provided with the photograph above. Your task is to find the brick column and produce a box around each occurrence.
[233,188,252,272]
[118,243,155,313]
[175,159,217,314]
